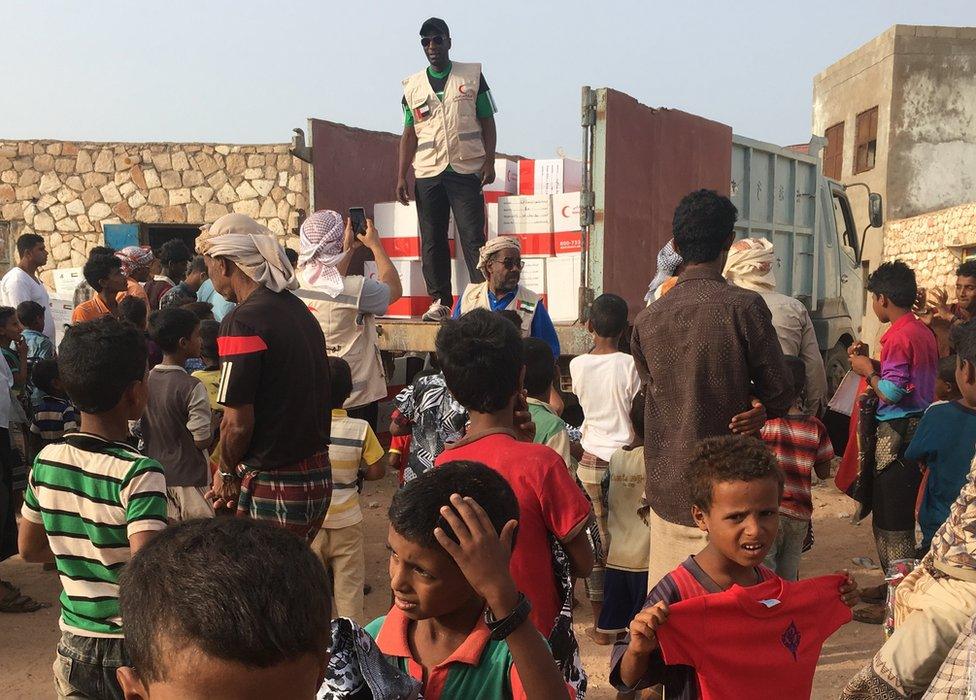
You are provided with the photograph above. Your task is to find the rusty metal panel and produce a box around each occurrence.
[595,91,732,316]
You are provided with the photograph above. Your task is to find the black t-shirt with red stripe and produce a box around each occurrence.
[217,286,331,469]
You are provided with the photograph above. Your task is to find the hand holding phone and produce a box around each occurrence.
[349,207,367,236]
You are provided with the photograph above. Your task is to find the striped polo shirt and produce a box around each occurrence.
[21,433,168,638]
[322,410,384,529]
[366,607,536,700]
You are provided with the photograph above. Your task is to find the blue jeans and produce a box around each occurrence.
[53,631,129,700]
[763,516,809,581]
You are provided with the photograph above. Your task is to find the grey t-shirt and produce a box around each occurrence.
[358,279,391,316]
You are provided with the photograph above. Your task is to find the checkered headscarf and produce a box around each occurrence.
[298,210,347,296]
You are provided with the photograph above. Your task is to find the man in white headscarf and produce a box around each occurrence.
[452,236,560,356]
[724,237,828,414]
[294,209,403,429]
[196,213,333,541]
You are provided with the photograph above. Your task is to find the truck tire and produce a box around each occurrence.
[824,342,851,399]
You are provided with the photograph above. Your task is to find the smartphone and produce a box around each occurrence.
[349,207,367,235]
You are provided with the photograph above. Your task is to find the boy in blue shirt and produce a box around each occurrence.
[907,321,976,553]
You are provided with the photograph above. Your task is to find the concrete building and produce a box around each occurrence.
[0,139,308,289]
[813,25,976,343]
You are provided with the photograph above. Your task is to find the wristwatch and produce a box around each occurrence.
[217,466,240,480]
[868,371,879,383]
[484,592,532,640]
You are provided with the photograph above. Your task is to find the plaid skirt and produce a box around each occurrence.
[235,451,332,541]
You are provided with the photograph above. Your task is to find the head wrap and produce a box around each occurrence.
[477,236,521,276]
[723,237,777,292]
[644,239,683,302]
[195,213,298,293]
[115,246,154,277]
[297,210,347,296]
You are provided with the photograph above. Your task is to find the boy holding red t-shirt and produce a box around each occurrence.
[610,435,859,699]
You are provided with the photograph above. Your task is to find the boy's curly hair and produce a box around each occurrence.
[686,435,783,511]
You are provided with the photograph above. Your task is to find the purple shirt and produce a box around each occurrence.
[876,313,938,421]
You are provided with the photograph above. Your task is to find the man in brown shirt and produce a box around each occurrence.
[632,189,793,587]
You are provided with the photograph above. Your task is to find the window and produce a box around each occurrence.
[854,107,878,174]
[832,191,858,262]
[823,122,844,180]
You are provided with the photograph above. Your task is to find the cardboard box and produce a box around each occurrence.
[484,158,519,194]
[50,294,75,345]
[551,192,582,255]
[521,258,547,296]
[483,190,508,206]
[364,258,470,318]
[373,201,454,259]
[518,158,583,196]
[53,268,83,296]
[497,195,554,256]
[486,203,499,239]
[545,254,582,322]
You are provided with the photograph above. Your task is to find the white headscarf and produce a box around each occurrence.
[195,213,298,293]
[723,238,777,292]
[298,209,347,296]
[477,236,521,276]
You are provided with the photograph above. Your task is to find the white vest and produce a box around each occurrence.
[459,282,540,337]
[295,275,387,409]
[402,62,486,179]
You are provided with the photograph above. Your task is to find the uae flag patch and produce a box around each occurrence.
[413,103,432,122]
[515,299,536,314]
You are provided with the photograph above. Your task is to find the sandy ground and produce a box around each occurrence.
[0,474,883,699]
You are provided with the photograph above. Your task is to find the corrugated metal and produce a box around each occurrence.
[590,90,732,317]
[731,135,821,308]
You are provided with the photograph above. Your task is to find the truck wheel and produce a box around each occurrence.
[825,342,851,399]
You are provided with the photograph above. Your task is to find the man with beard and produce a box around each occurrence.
[453,236,559,357]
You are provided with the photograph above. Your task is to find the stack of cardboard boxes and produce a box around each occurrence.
[369,157,583,321]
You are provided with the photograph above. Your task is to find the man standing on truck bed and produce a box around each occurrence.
[397,17,498,322]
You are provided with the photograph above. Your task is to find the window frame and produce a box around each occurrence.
[853,107,879,175]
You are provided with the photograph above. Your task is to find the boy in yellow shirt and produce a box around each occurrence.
[311,357,385,622]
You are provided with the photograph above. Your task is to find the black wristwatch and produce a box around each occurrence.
[484,592,532,640]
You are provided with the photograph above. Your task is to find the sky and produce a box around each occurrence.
[5,1,976,159]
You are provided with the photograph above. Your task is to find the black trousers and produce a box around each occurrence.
[415,169,486,306]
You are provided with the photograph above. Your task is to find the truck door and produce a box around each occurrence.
[829,185,864,334]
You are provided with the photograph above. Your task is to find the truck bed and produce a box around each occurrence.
[376,318,593,356]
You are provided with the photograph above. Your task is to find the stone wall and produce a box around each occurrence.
[0,139,308,287]
[883,201,976,291]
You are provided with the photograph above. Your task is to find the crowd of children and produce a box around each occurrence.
[7,184,976,700]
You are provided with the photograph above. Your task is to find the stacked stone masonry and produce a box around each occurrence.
[883,201,976,292]
[0,140,308,289]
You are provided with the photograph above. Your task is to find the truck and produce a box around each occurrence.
[294,86,883,394]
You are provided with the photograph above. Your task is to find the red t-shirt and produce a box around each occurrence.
[656,574,852,700]
[435,433,592,635]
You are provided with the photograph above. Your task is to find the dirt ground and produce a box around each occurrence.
[0,473,883,699]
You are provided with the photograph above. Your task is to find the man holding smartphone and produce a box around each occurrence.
[398,17,498,322]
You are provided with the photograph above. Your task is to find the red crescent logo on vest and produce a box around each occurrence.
[458,84,467,94]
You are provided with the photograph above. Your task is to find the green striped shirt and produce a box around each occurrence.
[21,433,168,637]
